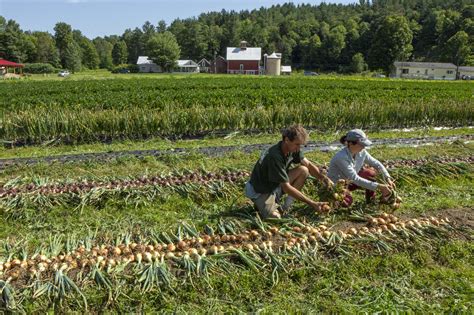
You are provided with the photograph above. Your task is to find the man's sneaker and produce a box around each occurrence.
[259,208,281,219]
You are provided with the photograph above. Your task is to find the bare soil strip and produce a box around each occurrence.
[0,135,471,169]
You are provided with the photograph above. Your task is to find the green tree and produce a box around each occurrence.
[93,37,113,69]
[157,20,167,33]
[146,32,181,72]
[72,30,99,69]
[54,22,75,68]
[322,25,347,69]
[64,41,82,72]
[81,40,99,69]
[0,19,28,62]
[122,27,143,64]
[112,40,128,65]
[368,15,413,74]
[351,52,367,73]
[33,32,60,67]
[443,31,472,66]
[301,34,322,69]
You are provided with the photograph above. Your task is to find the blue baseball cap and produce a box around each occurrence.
[345,129,372,147]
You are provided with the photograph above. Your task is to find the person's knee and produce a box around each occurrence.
[298,165,310,178]
[360,167,377,180]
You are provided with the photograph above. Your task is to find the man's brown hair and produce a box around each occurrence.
[282,124,309,144]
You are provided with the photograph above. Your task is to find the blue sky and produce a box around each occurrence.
[0,0,354,38]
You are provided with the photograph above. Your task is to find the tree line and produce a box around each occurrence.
[0,0,472,74]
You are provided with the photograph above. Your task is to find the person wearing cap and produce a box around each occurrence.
[245,124,331,219]
[327,129,394,206]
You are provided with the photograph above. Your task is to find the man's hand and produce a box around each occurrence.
[321,175,334,188]
[310,201,331,213]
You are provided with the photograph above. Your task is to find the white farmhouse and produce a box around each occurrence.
[137,56,199,73]
[176,60,200,73]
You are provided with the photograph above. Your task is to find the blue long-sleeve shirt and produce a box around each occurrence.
[327,147,391,191]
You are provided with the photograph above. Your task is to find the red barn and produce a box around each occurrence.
[226,41,261,75]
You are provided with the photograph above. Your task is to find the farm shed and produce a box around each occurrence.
[211,56,227,74]
[0,59,24,76]
[281,65,292,75]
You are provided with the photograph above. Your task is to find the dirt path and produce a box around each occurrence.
[0,135,471,169]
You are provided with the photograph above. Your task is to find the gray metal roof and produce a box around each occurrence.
[394,61,456,69]
[226,47,261,61]
[177,60,198,67]
[137,56,154,65]
[458,66,474,71]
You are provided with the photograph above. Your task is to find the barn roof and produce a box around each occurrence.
[226,47,261,61]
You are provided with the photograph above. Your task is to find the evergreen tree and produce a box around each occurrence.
[112,40,128,65]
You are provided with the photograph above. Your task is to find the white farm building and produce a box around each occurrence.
[137,56,199,73]
[393,62,457,80]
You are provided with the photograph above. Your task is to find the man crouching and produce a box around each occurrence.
[245,125,331,219]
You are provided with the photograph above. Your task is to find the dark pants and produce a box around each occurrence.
[343,168,377,207]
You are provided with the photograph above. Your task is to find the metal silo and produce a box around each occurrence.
[265,52,282,75]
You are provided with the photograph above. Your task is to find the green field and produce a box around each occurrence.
[0,75,472,312]
[1,75,472,145]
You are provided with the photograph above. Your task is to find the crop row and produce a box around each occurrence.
[0,212,461,311]
[1,77,472,144]
[0,158,471,219]
[1,156,471,198]
[2,77,472,111]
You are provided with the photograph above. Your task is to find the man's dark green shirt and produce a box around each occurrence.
[249,141,304,194]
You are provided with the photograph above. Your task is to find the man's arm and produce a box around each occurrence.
[301,158,333,186]
[280,182,326,211]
